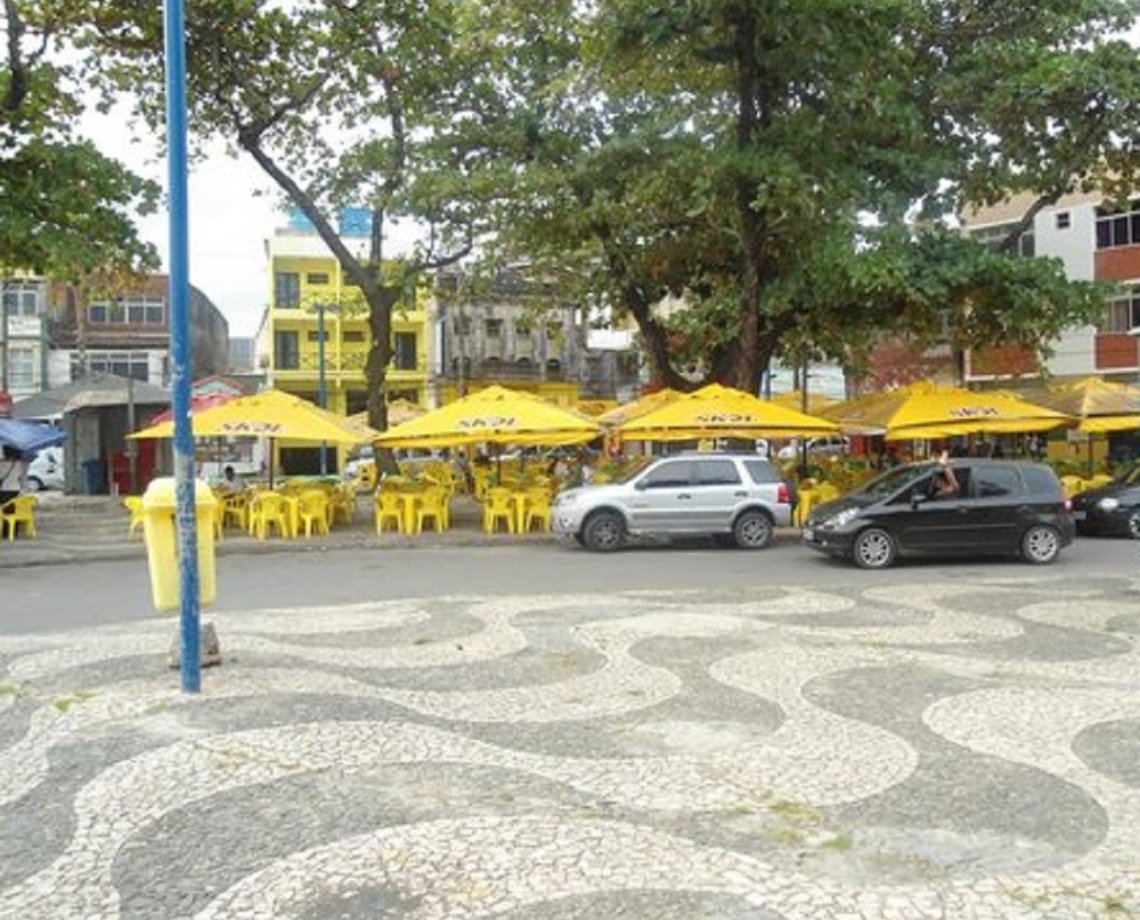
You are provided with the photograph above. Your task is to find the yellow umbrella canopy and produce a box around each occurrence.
[130,389,376,445]
[1024,377,1140,433]
[823,381,1070,441]
[617,383,838,441]
[768,390,838,414]
[373,384,601,448]
[598,388,684,427]
[349,398,425,429]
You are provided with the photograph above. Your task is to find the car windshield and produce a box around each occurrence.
[1118,464,1140,486]
[613,456,655,484]
[854,464,932,499]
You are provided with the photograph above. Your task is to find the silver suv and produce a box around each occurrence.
[552,453,792,551]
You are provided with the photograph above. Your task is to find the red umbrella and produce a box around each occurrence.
[146,392,235,426]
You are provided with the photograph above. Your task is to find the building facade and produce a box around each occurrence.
[0,276,50,400]
[962,191,1140,382]
[265,219,431,415]
[432,268,585,406]
[44,275,229,389]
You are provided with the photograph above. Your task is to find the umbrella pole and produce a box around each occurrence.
[1088,436,1094,476]
[269,438,275,488]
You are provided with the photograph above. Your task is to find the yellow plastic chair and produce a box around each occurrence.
[124,496,145,540]
[815,482,841,503]
[483,487,515,534]
[248,492,292,540]
[1088,474,1113,489]
[416,487,448,534]
[1,495,37,540]
[1060,475,1086,497]
[331,483,356,526]
[220,492,249,531]
[373,490,404,534]
[523,489,552,532]
[296,490,331,538]
[793,488,817,527]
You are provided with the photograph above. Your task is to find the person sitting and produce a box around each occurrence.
[217,465,245,492]
[929,452,959,500]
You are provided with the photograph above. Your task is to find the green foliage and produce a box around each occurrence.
[457,0,1139,389]
[0,0,158,278]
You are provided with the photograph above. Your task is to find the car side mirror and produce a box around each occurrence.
[910,491,928,509]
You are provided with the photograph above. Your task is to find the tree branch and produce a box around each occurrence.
[3,0,28,114]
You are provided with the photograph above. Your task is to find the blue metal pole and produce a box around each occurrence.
[163,0,200,693]
[318,303,327,474]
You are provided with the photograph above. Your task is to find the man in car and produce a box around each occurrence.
[929,451,960,500]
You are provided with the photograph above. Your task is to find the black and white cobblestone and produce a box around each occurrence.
[1,577,1137,919]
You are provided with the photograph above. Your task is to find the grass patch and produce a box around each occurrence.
[773,826,804,845]
[822,832,853,851]
[1103,893,1132,915]
[767,799,822,825]
[52,690,97,713]
[0,682,20,697]
[411,637,432,646]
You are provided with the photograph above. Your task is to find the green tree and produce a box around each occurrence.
[456,0,1139,391]
[0,0,157,279]
[86,0,480,429]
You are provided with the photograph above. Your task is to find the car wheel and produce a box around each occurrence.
[581,510,625,552]
[1127,510,1140,540]
[25,477,43,493]
[851,527,897,570]
[733,510,774,549]
[1021,524,1061,564]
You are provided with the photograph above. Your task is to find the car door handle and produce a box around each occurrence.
[677,493,692,499]
[734,491,748,497]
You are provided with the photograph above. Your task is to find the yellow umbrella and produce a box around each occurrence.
[373,385,601,448]
[617,383,838,441]
[130,389,375,444]
[822,381,1070,441]
[598,388,684,427]
[1024,377,1140,433]
[349,398,425,430]
[769,390,838,415]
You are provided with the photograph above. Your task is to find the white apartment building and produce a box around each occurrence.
[963,191,1140,382]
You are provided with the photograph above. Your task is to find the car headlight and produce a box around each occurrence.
[826,507,861,528]
[1098,497,1120,511]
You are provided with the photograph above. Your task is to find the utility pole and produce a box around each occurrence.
[317,302,328,474]
[0,283,8,391]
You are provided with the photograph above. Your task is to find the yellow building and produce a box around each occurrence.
[265,226,431,418]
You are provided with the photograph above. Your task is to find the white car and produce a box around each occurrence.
[776,436,850,462]
[26,446,64,491]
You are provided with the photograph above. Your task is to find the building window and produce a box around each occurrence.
[306,330,330,342]
[1055,212,1070,230]
[1096,202,1140,250]
[969,223,1035,257]
[485,319,503,338]
[81,350,150,382]
[8,347,35,388]
[545,321,563,340]
[393,332,416,370]
[546,358,562,377]
[343,331,366,343]
[87,296,164,325]
[275,331,300,369]
[1103,285,1140,333]
[454,315,472,335]
[305,272,330,286]
[1,282,43,317]
[515,319,532,336]
[274,272,301,308]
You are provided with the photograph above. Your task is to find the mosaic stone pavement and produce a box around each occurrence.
[1,575,1138,919]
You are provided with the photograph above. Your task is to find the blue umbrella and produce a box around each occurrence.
[0,418,67,456]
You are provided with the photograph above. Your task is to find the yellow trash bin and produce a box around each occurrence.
[141,477,218,613]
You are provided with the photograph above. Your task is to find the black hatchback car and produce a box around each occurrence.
[803,459,1075,569]
[1071,463,1140,539]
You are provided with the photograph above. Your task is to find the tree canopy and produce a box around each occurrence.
[0,0,157,280]
[442,0,1140,390]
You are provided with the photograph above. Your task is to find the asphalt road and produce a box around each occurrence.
[3,534,1136,634]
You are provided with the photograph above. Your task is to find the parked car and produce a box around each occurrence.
[803,459,1075,569]
[776,436,849,462]
[1071,463,1140,538]
[551,452,793,551]
[25,446,64,492]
